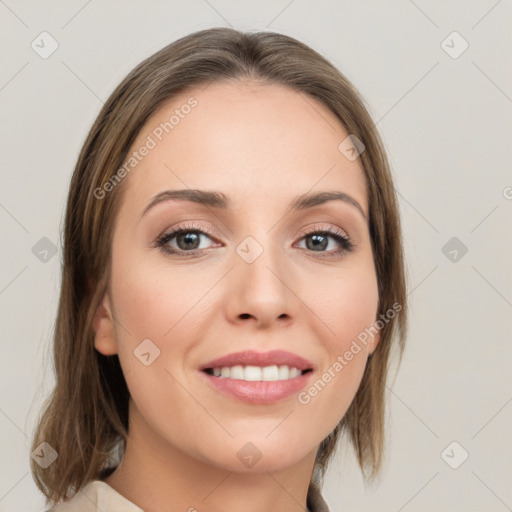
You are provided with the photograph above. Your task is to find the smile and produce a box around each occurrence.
[203,364,310,381]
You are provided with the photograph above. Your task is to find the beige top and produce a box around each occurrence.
[46,479,331,512]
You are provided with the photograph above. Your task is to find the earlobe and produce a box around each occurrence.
[93,293,118,356]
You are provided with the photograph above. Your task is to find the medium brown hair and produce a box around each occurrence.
[31,27,407,505]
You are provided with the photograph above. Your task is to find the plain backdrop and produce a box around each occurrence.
[1,1,511,511]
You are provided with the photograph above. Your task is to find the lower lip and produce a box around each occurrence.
[200,370,313,404]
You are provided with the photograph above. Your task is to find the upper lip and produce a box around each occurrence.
[199,350,315,371]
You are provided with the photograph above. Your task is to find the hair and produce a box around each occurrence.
[31,27,407,505]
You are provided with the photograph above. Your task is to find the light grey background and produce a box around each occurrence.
[1,1,511,511]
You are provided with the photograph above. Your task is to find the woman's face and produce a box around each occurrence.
[94,81,380,473]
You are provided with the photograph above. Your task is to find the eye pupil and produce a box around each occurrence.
[306,234,327,251]
[177,231,201,250]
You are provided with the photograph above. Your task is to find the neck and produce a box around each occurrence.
[103,403,318,512]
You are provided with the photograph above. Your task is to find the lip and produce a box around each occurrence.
[198,350,315,404]
[200,371,314,404]
[199,349,315,372]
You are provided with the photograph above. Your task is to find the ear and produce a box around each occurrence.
[92,292,118,356]
[368,330,380,356]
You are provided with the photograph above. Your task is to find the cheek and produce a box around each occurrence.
[291,266,378,429]
[109,256,221,406]
[110,263,213,434]
[306,264,379,351]
[296,281,377,437]
[112,257,208,343]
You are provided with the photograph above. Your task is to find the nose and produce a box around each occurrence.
[224,238,296,330]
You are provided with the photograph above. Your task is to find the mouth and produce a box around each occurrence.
[199,350,315,404]
[202,365,313,381]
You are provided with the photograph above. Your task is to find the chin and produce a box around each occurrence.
[196,436,315,474]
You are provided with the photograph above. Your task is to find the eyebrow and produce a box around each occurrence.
[140,189,367,222]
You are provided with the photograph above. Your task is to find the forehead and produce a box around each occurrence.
[120,80,367,217]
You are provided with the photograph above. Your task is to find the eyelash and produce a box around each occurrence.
[153,222,354,258]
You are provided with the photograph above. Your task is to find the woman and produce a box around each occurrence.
[31,27,407,512]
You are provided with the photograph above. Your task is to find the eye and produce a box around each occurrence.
[295,224,354,256]
[154,222,354,257]
[154,222,219,255]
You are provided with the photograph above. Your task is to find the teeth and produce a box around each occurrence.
[210,364,305,381]
[230,365,244,380]
[262,365,279,381]
[289,367,301,378]
[244,365,262,381]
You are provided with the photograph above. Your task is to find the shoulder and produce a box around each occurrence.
[44,480,143,512]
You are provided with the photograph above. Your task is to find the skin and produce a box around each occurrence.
[93,80,380,512]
